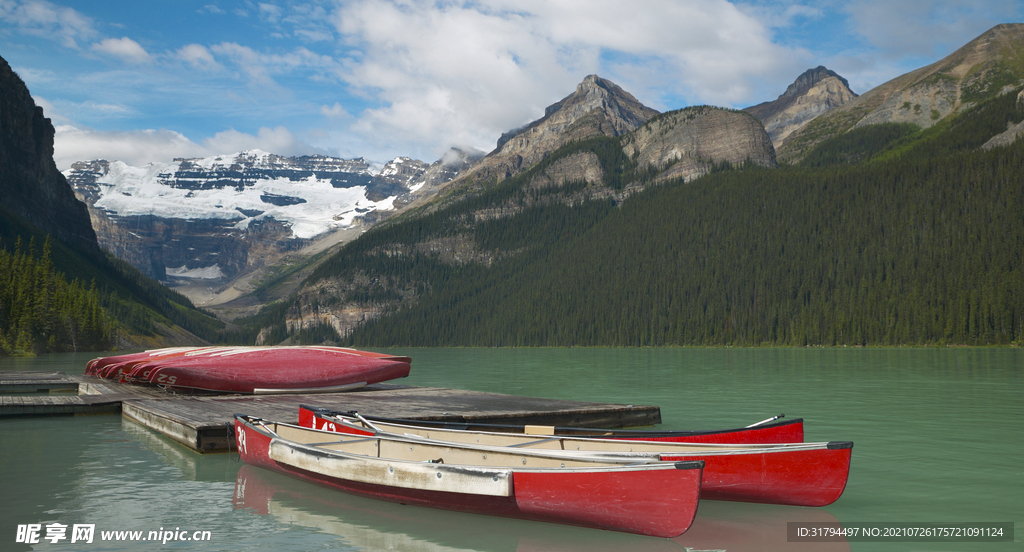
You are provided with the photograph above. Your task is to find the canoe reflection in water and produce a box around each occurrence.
[233,464,850,552]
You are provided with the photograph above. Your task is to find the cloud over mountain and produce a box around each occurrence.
[4,0,1023,168]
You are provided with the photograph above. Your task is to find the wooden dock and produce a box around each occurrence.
[1,372,661,453]
[0,371,80,393]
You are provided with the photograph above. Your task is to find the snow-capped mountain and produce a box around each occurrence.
[65,150,454,283]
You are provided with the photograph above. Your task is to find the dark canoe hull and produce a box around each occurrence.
[85,347,411,393]
[233,416,703,538]
[298,405,804,444]
[300,407,852,507]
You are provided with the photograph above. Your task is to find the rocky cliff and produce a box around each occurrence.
[779,24,1024,161]
[745,66,858,147]
[623,106,777,182]
[0,55,100,255]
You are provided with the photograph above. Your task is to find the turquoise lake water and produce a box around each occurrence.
[1,347,1021,551]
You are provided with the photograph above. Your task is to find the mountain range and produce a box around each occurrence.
[55,67,845,320]
[267,24,1023,347]
[3,24,1023,350]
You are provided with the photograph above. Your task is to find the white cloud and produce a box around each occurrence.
[53,126,207,170]
[738,2,824,30]
[331,0,802,157]
[92,37,151,64]
[208,42,343,89]
[320,103,350,119]
[0,0,97,48]
[202,126,324,157]
[177,43,221,71]
[52,125,324,171]
[258,3,283,24]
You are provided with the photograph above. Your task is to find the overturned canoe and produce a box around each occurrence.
[85,346,212,378]
[85,347,411,394]
[299,404,804,444]
[233,415,704,538]
[300,408,852,507]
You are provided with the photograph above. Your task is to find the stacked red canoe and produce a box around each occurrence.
[85,346,411,394]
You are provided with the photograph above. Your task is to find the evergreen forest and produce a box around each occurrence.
[0,209,227,356]
[0,236,110,355]
[284,87,1024,347]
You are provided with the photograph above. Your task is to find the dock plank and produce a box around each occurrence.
[122,386,660,453]
[0,372,80,393]
[4,372,661,453]
[0,394,122,416]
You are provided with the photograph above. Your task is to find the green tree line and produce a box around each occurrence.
[0,236,111,355]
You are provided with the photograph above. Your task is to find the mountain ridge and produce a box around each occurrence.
[779,23,1024,160]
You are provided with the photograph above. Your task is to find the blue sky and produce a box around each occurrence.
[2,0,1022,169]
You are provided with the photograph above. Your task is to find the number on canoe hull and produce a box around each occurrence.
[155,374,177,385]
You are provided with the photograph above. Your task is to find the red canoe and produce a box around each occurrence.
[86,347,411,394]
[233,415,704,538]
[299,404,804,444]
[85,347,213,378]
[300,408,852,507]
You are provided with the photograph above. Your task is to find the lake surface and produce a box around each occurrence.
[1,348,1021,551]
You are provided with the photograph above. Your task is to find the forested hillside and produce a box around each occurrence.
[0,211,227,355]
[275,87,1024,347]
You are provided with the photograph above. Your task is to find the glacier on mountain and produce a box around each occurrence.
[64,149,444,283]
[76,150,400,240]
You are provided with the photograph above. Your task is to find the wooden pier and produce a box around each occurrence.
[1,372,661,453]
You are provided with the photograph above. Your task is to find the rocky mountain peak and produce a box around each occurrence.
[573,74,623,104]
[782,66,852,99]
[441,75,659,197]
[746,66,858,147]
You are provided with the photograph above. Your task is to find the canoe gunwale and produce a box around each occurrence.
[300,404,804,438]
[308,409,838,455]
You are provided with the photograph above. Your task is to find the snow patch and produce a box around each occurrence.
[166,264,225,279]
